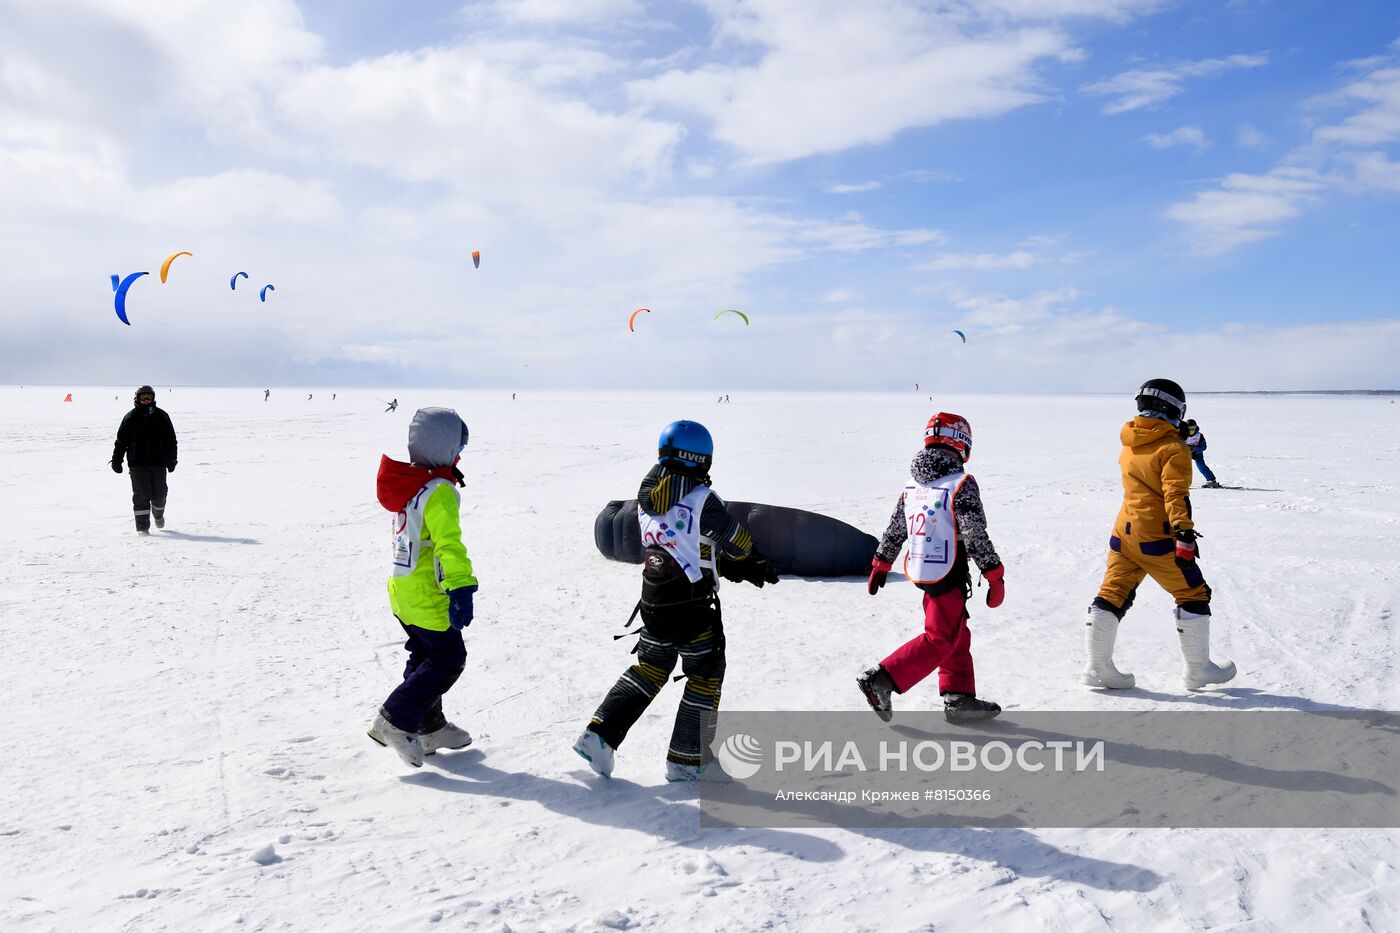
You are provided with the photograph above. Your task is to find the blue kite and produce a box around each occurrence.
[112,272,148,326]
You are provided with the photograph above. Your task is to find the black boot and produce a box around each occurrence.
[857,666,897,722]
[943,693,1001,724]
[152,507,165,529]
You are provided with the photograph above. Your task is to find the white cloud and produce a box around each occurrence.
[1164,168,1324,253]
[824,180,883,194]
[898,168,961,183]
[1312,66,1400,147]
[1144,125,1210,150]
[794,218,945,252]
[1166,45,1400,252]
[1083,53,1268,114]
[275,45,683,188]
[978,0,1166,20]
[0,144,340,228]
[630,0,1083,164]
[824,289,861,302]
[1350,152,1400,191]
[1235,123,1270,149]
[952,286,1082,327]
[923,250,1042,270]
[470,0,644,26]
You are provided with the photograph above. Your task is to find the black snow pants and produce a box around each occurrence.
[588,598,725,766]
[129,466,168,532]
[382,621,467,734]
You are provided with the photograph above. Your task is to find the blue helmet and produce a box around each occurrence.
[658,420,713,472]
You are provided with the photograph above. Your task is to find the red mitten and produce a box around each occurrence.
[984,563,1005,608]
[868,557,893,595]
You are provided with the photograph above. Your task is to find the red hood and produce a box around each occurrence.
[376,455,460,512]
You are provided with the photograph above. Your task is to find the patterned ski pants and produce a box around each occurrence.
[588,603,725,766]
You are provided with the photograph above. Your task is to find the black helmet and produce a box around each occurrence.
[134,385,155,404]
[1136,378,1186,422]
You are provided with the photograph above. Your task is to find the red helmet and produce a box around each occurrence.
[924,412,972,462]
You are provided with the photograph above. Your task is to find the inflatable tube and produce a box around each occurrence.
[594,499,877,578]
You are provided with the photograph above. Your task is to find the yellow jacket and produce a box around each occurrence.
[1114,416,1194,538]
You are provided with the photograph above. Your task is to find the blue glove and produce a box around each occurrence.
[447,585,476,630]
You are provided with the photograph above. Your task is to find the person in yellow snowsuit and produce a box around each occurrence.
[1082,379,1236,692]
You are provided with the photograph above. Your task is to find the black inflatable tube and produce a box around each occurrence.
[594,499,878,578]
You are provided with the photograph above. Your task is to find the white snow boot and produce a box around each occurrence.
[421,722,472,755]
[368,711,423,768]
[572,730,615,778]
[665,761,733,783]
[1082,606,1136,689]
[1175,608,1237,691]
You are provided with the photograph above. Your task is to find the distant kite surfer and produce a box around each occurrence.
[386,398,399,413]
[264,388,271,402]
[1183,420,1221,489]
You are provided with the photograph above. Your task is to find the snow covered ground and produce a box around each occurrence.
[2,386,1398,932]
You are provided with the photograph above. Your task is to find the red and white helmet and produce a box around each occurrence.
[924,412,972,462]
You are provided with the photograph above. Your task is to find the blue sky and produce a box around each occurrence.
[3,0,1399,390]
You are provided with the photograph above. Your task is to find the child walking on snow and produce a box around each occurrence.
[857,413,1007,724]
[573,420,778,781]
[1082,380,1235,692]
[369,408,479,767]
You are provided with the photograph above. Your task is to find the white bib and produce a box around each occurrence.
[901,472,968,585]
[1186,432,1204,451]
[391,477,456,583]
[637,485,717,584]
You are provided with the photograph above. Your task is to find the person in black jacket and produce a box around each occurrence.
[110,385,178,534]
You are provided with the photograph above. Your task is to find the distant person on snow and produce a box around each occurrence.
[109,385,177,535]
[1183,419,1220,488]
[573,420,779,782]
[264,388,270,402]
[858,413,1006,724]
[385,398,398,413]
[369,408,479,768]
[1082,380,1235,692]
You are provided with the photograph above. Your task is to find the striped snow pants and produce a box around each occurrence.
[588,600,725,766]
[129,466,168,532]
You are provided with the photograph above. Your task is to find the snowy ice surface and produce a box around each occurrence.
[2,386,1397,931]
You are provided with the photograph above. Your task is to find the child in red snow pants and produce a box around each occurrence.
[880,587,975,696]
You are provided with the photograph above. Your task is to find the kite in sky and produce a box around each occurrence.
[159,251,192,284]
[112,272,148,326]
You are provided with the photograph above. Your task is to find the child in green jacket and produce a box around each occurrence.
[369,408,479,767]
